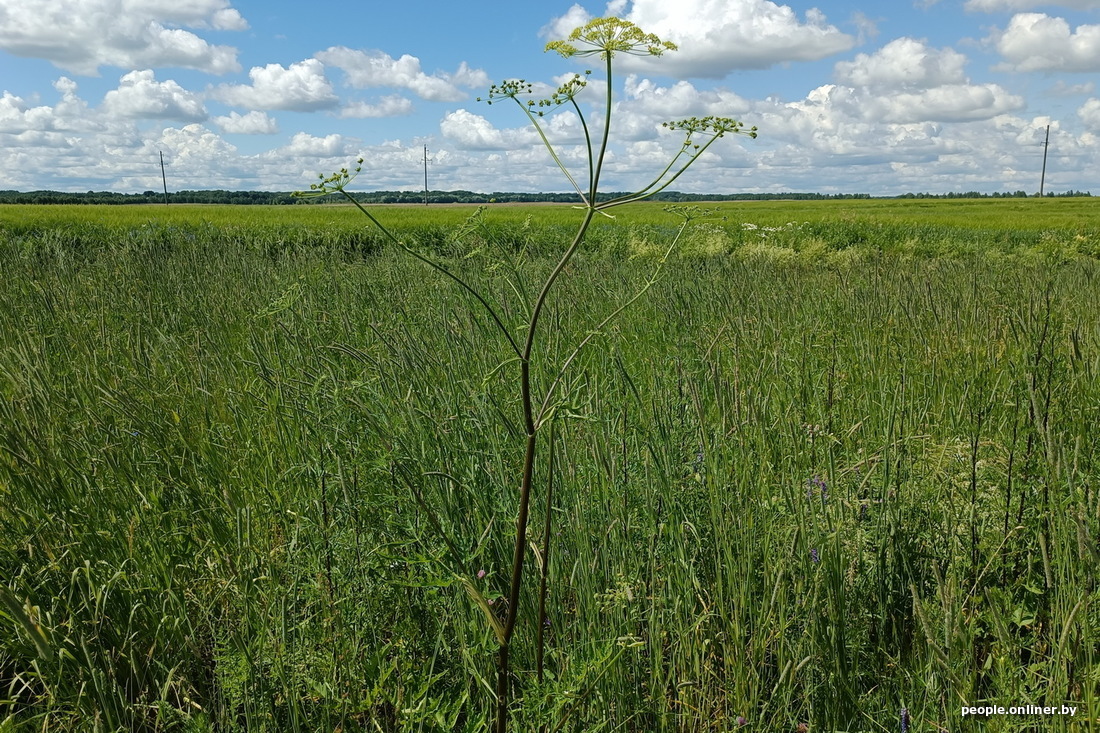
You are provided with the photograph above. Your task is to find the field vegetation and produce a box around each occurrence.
[2,196,1098,259]
[1,197,1099,731]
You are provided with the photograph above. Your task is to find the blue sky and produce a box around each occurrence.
[1,0,1099,195]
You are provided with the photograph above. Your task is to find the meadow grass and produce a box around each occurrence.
[2,196,1098,257]
[0,201,1099,731]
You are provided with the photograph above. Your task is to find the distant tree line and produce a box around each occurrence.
[0,190,301,205]
[897,190,1093,199]
[0,188,1091,205]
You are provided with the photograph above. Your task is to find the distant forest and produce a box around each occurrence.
[0,188,1092,205]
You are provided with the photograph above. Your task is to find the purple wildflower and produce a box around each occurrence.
[736,715,748,727]
[810,548,820,564]
[807,474,828,502]
[477,569,486,579]
[900,708,910,733]
[693,447,705,475]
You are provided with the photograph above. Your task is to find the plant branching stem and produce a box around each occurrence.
[589,55,615,202]
[598,146,691,208]
[520,103,588,206]
[338,190,523,359]
[572,98,595,197]
[598,133,726,209]
[521,208,597,429]
[534,222,687,429]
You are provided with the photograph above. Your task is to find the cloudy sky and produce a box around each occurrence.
[1,0,1099,196]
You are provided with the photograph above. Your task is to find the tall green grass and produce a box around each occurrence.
[2,197,1098,261]
[1,208,1098,730]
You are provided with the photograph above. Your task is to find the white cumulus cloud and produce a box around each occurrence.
[542,4,595,40]
[0,0,245,75]
[617,76,751,139]
[118,0,248,29]
[864,83,1025,123]
[1079,98,1100,130]
[545,0,856,77]
[102,70,207,121]
[212,110,278,134]
[211,7,249,30]
[966,0,1100,11]
[823,38,1024,122]
[213,60,339,111]
[623,75,750,114]
[338,96,415,119]
[440,109,538,150]
[0,77,101,134]
[0,93,42,134]
[446,62,492,91]
[835,38,968,89]
[159,122,237,162]
[315,47,489,102]
[990,13,1100,72]
[279,132,358,159]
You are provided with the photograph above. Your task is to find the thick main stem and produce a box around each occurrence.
[496,432,536,732]
[496,207,597,731]
[537,421,557,685]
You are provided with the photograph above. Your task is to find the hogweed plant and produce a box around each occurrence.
[297,16,756,731]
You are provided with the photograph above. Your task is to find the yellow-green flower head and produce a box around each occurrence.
[663,204,720,221]
[530,73,589,108]
[663,116,758,139]
[480,79,535,103]
[545,17,677,59]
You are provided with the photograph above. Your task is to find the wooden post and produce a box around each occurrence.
[1039,124,1050,198]
[160,151,169,205]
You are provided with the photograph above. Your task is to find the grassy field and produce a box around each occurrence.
[1,197,1098,259]
[1,199,1099,731]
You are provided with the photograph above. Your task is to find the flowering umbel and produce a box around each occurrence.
[664,116,758,140]
[300,157,364,197]
[545,16,677,59]
[478,74,590,117]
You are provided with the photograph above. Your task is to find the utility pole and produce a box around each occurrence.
[160,151,169,206]
[423,146,429,206]
[1039,124,1050,198]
